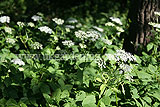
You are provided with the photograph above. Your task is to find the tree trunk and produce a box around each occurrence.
[123,0,159,54]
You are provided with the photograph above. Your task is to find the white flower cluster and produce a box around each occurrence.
[116,26,124,32]
[110,17,122,25]
[86,30,102,41]
[96,58,106,70]
[62,40,74,47]
[75,30,101,41]
[119,64,133,74]
[93,26,104,32]
[66,18,78,24]
[104,54,116,61]
[101,38,112,45]
[31,42,43,49]
[65,25,75,29]
[149,22,160,28]
[114,50,136,62]
[119,63,134,81]
[75,30,88,40]
[27,22,35,27]
[4,27,12,34]
[6,38,16,44]
[17,21,25,27]
[0,16,10,23]
[31,15,42,21]
[154,11,160,16]
[11,59,25,66]
[79,43,87,48]
[38,26,53,34]
[105,22,115,27]
[52,18,64,25]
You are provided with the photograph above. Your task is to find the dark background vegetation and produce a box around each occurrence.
[0,0,129,21]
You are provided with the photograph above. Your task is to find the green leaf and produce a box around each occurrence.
[142,96,152,104]
[101,95,111,105]
[47,66,55,74]
[137,71,151,79]
[82,95,96,107]
[40,83,51,94]
[61,90,69,98]
[76,91,86,101]
[131,88,139,98]
[147,43,153,51]
[135,55,141,63]
[148,64,157,72]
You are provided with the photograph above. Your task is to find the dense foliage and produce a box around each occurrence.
[0,0,160,107]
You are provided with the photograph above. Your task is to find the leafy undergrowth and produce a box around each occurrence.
[0,12,160,107]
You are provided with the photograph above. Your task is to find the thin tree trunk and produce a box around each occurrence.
[123,0,159,54]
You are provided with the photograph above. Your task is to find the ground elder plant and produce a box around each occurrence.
[0,11,160,107]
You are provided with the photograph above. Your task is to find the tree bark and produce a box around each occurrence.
[123,0,159,54]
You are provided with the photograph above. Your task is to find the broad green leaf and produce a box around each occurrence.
[82,95,96,107]
[147,43,153,51]
[47,66,55,74]
[131,88,139,98]
[137,71,151,79]
[142,96,152,104]
[135,55,141,63]
[61,90,69,98]
[148,64,157,72]
[40,83,51,94]
[76,91,86,101]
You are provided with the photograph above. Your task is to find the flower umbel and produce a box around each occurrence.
[0,16,10,23]
[11,59,25,66]
[38,26,53,34]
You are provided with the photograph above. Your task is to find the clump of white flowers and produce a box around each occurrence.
[119,63,134,81]
[11,59,25,66]
[149,22,160,28]
[4,27,12,34]
[114,50,136,62]
[62,40,74,47]
[103,53,116,61]
[96,58,106,70]
[31,42,43,49]
[86,30,102,41]
[116,26,124,32]
[119,63,133,74]
[6,38,16,44]
[154,11,160,16]
[75,30,101,42]
[105,22,115,27]
[27,22,35,27]
[38,26,53,34]
[79,43,87,48]
[0,16,10,23]
[17,21,25,27]
[110,17,122,25]
[31,15,42,21]
[52,18,64,25]
[92,26,104,32]
[66,18,78,24]
[75,30,88,41]
[65,25,75,29]
[101,38,112,45]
